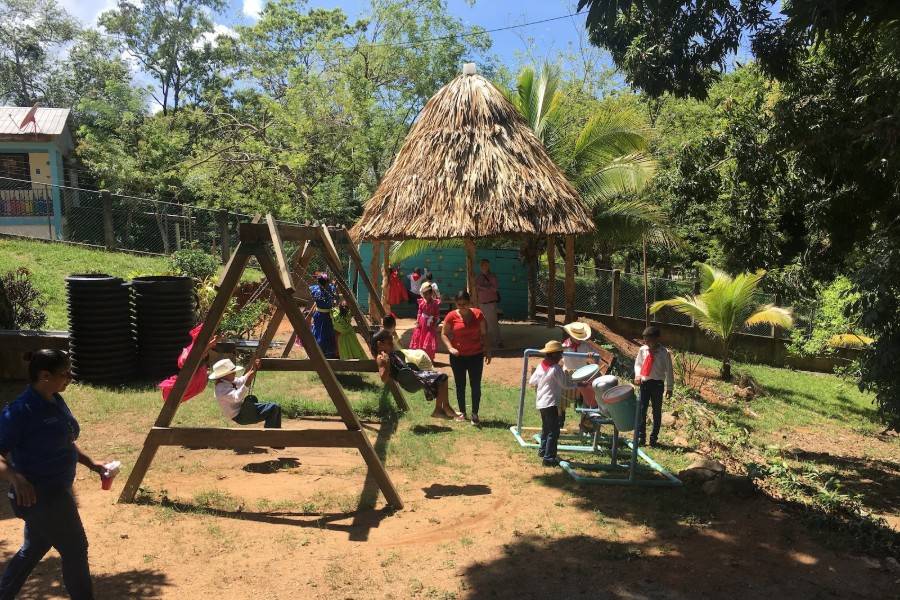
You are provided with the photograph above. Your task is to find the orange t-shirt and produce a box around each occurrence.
[442,308,485,356]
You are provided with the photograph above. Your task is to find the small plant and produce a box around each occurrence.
[0,267,48,329]
[672,351,705,389]
[169,248,219,282]
[218,299,270,339]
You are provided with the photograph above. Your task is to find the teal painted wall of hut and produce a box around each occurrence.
[354,243,528,320]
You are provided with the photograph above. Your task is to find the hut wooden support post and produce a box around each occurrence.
[382,242,391,315]
[465,238,478,304]
[369,242,382,320]
[547,236,556,327]
[564,235,575,323]
[120,217,404,508]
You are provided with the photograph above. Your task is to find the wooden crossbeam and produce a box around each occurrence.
[146,426,364,449]
[260,358,378,372]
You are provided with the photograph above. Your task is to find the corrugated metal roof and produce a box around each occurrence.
[0,107,71,136]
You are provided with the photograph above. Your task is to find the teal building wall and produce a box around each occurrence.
[354,244,528,320]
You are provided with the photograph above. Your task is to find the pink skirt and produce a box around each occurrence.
[409,325,438,360]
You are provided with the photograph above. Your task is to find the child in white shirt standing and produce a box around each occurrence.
[529,340,580,466]
[633,326,674,447]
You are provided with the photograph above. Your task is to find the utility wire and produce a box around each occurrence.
[363,10,587,49]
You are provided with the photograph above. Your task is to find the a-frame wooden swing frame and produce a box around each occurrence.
[119,216,406,509]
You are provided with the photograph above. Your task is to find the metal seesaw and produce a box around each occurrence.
[511,348,681,487]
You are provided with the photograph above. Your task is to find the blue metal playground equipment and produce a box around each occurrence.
[511,348,681,487]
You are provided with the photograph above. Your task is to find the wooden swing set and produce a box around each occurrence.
[118,215,407,509]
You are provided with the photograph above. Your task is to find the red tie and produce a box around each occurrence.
[640,349,655,378]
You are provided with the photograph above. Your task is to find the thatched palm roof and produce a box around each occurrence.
[352,72,593,241]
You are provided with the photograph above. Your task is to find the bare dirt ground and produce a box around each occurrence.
[0,319,897,598]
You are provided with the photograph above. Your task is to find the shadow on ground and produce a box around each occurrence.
[463,479,896,599]
[0,541,171,599]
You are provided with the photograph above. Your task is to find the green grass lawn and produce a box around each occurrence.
[0,238,169,330]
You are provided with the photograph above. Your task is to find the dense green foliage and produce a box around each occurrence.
[578,0,900,429]
[169,248,220,282]
[0,267,48,330]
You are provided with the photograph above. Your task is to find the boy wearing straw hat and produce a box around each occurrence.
[528,340,581,466]
[210,358,282,429]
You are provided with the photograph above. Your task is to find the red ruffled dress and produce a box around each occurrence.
[388,268,408,304]
[409,297,441,359]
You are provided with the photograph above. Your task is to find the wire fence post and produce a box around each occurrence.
[101,190,115,250]
[217,210,230,263]
[611,269,621,317]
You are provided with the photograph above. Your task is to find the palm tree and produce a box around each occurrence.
[650,263,794,380]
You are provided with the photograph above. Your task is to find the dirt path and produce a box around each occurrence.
[0,428,893,599]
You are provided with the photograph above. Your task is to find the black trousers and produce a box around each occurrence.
[539,407,561,460]
[0,487,93,600]
[449,353,484,415]
[637,379,665,444]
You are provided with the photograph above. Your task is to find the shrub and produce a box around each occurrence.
[789,276,865,357]
[0,267,48,330]
[169,249,219,282]
[219,299,270,340]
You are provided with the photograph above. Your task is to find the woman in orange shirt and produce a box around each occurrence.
[440,291,492,424]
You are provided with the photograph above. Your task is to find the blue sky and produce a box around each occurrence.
[59,0,604,76]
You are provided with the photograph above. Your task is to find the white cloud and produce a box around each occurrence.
[243,0,264,20]
[193,23,238,50]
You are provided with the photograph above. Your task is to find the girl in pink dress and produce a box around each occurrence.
[409,282,441,359]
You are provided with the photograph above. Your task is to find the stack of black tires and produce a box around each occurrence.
[132,276,195,379]
[66,274,136,383]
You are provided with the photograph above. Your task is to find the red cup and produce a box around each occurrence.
[101,476,113,490]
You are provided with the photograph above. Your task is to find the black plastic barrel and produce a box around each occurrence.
[66,274,137,383]
[131,276,196,379]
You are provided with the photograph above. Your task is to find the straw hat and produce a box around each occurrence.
[540,340,564,355]
[209,358,245,380]
[562,321,591,341]
[420,281,433,294]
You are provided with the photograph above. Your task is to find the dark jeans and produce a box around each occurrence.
[449,353,483,415]
[0,487,93,600]
[538,407,561,460]
[233,395,282,428]
[637,379,665,444]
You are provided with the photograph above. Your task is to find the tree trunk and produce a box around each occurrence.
[522,240,539,320]
[721,340,732,380]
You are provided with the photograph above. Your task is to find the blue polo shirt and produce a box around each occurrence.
[0,386,80,491]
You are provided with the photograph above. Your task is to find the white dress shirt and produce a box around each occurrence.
[634,345,674,391]
[214,375,249,419]
[529,361,577,409]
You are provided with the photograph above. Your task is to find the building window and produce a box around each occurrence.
[0,153,30,189]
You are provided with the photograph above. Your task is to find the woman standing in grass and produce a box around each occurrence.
[332,301,366,360]
[440,291,491,424]
[0,350,107,600]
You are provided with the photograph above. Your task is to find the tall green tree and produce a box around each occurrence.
[0,0,78,105]
[100,0,226,115]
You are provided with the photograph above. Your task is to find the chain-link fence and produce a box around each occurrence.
[0,176,250,261]
[537,263,808,340]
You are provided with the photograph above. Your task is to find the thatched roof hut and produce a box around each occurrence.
[354,65,593,321]
[352,70,593,241]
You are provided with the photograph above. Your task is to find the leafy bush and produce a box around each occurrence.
[168,249,219,282]
[0,267,48,330]
[218,299,270,340]
[789,276,866,356]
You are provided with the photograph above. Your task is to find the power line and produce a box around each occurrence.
[365,10,587,50]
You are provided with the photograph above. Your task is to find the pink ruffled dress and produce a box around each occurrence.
[409,297,441,359]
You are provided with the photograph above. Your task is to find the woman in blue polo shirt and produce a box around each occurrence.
[0,349,107,600]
